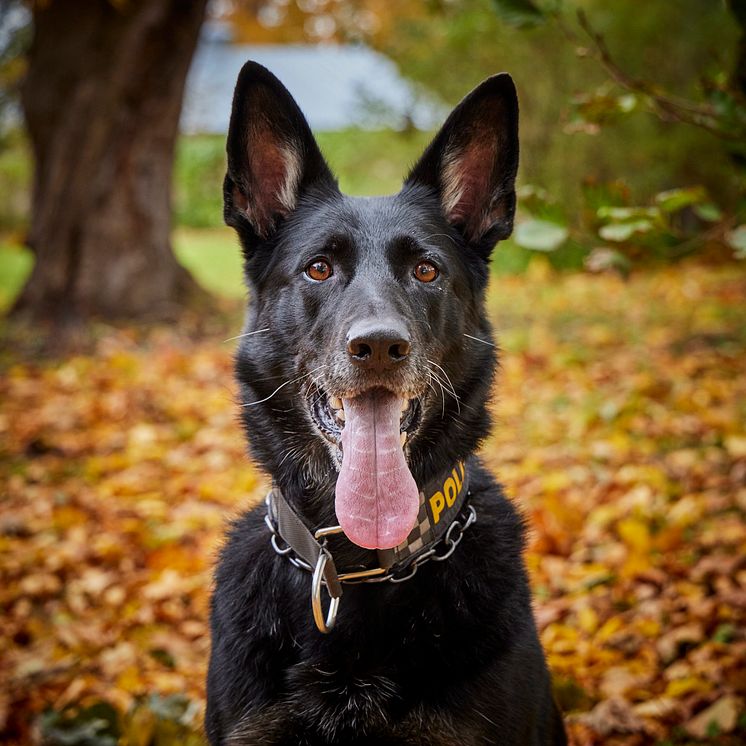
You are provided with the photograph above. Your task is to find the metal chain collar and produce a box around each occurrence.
[264,494,477,586]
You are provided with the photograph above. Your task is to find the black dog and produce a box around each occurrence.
[206,61,566,745]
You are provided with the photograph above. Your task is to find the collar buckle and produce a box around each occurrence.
[313,525,389,581]
[265,461,475,634]
[312,550,340,633]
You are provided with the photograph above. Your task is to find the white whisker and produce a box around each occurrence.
[426,370,445,418]
[426,359,458,397]
[223,327,270,343]
[242,365,327,408]
[426,361,461,415]
[422,232,459,247]
[463,332,494,347]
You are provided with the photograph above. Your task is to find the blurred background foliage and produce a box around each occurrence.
[0,0,744,316]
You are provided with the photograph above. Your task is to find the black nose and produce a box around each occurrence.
[346,321,411,372]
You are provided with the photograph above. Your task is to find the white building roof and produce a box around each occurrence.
[181,35,442,133]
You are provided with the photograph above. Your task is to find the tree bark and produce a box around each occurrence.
[730,1,746,97]
[14,0,208,322]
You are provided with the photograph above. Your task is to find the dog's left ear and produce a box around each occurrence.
[405,73,519,255]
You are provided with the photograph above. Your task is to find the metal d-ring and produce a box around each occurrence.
[311,550,340,634]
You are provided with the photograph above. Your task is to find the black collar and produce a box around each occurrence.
[264,461,475,633]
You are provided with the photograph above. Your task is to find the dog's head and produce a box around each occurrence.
[225,63,518,550]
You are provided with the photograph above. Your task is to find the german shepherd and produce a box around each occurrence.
[206,62,566,745]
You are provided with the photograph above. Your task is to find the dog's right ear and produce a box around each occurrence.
[224,61,336,242]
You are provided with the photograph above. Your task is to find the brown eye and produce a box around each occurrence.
[414,261,438,283]
[306,259,332,282]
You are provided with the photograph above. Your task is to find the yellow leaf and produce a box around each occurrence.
[724,435,746,458]
[618,517,651,554]
[596,616,624,642]
[664,676,712,698]
[577,605,599,634]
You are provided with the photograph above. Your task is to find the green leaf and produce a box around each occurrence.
[616,93,637,113]
[147,693,193,723]
[597,206,657,221]
[654,186,706,213]
[492,238,533,275]
[706,720,722,738]
[149,647,176,668]
[551,675,593,712]
[514,219,568,251]
[39,703,119,746]
[491,0,546,28]
[599,220,653,242]
[713,623,735,643]
[725,225,746,258]
[694,203,723,222]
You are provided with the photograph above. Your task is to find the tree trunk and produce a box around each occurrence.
[729,2,746,113]
[14,0,208,322]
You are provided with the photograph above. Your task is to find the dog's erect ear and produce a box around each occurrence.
[224,61,336,240]
[405,73,519,252]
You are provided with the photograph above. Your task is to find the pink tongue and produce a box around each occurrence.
[335,389,419,549]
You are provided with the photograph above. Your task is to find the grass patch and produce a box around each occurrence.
[173,135,226,228]
[173,228,244,299]
[316,128,433,197]
[0,237,32,312]
[0,131,31,232]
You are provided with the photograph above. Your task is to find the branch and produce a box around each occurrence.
[576,9,744,142]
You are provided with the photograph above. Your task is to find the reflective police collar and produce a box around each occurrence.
[264,461,475,634]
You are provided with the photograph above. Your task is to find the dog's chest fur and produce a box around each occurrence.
[207,475,561,745]
[226,670,444,745]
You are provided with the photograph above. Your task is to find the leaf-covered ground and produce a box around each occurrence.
[1,263,745,745]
